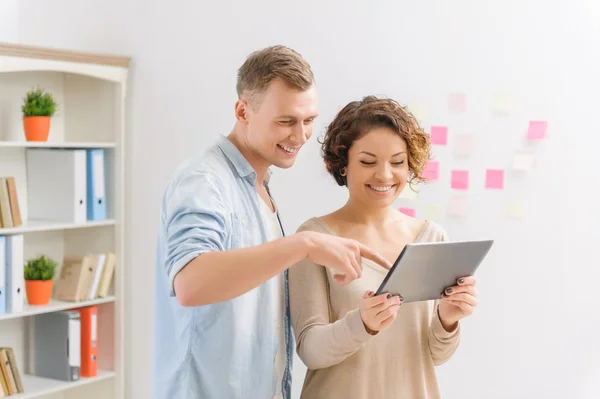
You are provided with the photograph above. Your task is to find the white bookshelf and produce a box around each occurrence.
[0,43,129,399]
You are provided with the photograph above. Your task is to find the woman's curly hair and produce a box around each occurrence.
[320,95,432,190]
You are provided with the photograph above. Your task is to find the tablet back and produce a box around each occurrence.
[376,239,494,303]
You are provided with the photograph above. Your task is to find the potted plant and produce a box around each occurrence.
[21,88,57,142]
[24,255,57,305]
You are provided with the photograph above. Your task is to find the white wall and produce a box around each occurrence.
[16,1,600,399]
[0,0,19,42]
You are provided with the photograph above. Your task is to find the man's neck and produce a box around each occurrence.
[227,127,270,186]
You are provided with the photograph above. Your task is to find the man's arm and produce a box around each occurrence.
[165,171,391,307]
[174,232,308,306]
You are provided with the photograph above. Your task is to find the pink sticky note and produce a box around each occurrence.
[454,134,475,158]
[449,195,469,217]
[485,169,504,189]
[398,207,416,218]
[430,126,448,145]
[448,93,466,113]
[423,161,440,181]
[451,170,469,190]
[526,121,548,140]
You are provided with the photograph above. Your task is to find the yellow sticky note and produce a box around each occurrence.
[424,204,442,221]
[504,198,524,219]
[492,93,512,115]
[406,101,427,122]
[512,151,536,171]
[399,183,419,200]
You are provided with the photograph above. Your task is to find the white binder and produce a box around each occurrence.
[26,149,87,223]
[6,234,24,313]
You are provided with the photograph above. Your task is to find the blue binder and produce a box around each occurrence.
[0,236,6,315]
[86,149,107,221]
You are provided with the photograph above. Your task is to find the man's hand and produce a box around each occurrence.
[438,275,478,331]
[301,231,393,285]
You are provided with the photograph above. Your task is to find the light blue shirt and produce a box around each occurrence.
[152,135,293,399]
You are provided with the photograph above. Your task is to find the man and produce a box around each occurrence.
[152,45,391,399]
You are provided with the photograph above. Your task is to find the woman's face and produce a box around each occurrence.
[345,127,410,209]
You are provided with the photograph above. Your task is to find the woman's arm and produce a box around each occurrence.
[289,257,375,370]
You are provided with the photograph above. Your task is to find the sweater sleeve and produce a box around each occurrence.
[289,254,375,370]
[428,300,461,365]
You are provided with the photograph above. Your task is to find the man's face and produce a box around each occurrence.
[241,78,319,169]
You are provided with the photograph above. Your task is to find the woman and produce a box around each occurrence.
[289,96,479,399]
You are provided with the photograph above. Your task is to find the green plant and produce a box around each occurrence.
[24,255,57,281]
[21,88,57,117]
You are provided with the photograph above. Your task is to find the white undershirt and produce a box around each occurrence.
[257,194,285,399]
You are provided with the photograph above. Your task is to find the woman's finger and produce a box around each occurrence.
[444,298,475,314]
[375,304,401,324]
[456,275,476,286]
[443,293,478,307]
[443,285,478,298]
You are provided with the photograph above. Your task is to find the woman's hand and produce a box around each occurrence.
[359,291,403,335]
[438,276,478,331]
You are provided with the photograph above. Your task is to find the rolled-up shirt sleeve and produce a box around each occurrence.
[163,171,227,297]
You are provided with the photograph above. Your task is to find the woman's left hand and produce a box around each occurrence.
[438,276,478,331]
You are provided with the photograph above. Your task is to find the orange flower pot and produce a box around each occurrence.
[25,280,53,305]
[23,116,51,142]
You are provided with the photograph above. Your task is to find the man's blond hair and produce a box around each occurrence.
[236,45,315,107]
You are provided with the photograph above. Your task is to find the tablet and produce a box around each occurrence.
[375,239,494,303]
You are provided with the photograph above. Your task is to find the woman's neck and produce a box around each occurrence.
[338,198,397,228]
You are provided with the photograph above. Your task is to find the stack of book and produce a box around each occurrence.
[0,347,24,397]
[0,177,22,229]
[54,253,116,302]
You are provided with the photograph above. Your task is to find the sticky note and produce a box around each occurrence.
[399,184,419,200]
[424,204,442,221]
[398,207,416,217]
[512,151,536,171]
[492,93,512,115]
[407,101,427,122]
[449,195,469,217]
[504,198,524,219]
[485,169,504,189]
[454,134,475,157]
[526,121,548,140]
[430,126,448,145]
[448,92,466,114]
[423,161,440,181]
[451,170,469,190]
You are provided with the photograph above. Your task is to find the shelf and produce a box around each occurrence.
[11,369,116,398]
[0,141,116,149]
[0,219,116,235]
[0,296,116,322]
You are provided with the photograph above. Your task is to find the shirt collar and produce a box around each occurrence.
[216,134,273,185]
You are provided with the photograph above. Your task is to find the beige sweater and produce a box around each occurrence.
[289,217,461,399]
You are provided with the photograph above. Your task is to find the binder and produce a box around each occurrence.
[86,149,107,221]
[5,235,24,314]
[26,149,87,223]
[79,306,98,377]
[33,310,81,381]
[0,236,5,315]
